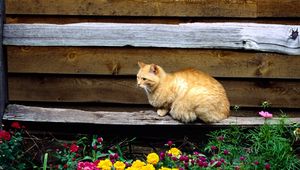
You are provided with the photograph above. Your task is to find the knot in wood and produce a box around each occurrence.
[21,47,31,52]
[256,60,270,77]
[67,52,77,61]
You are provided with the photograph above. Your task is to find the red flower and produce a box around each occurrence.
[0,130,11,141]
[240,156,246,161]
[97,137,103,143]
[63,143,69,148]
[223,150,229,155]
[215,161,222,167]
[167,140,173,147]
[11,122,21,129]
[211,146,217,150]
[265,163,271,170]
[69,143,79,153]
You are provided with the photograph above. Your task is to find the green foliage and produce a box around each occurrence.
[205,118,300,170]
[1,116,300,170]
[0,123,32,170]
[48,135,134,169]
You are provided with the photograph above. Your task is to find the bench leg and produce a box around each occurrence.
[0,0,7,125]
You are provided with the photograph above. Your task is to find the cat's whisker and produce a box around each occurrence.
[143,86,152,95]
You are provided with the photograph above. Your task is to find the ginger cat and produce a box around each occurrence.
[137,62,230,123]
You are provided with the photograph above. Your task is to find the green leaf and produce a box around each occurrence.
[96,153,109,159]
[116,145,124,160]
[81,156,93,161]
[43,153,48,170]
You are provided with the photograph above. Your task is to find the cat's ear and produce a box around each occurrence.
[150,64,159,75]
[138,61,146,68]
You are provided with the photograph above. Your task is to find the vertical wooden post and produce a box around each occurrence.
[0,0,7,122]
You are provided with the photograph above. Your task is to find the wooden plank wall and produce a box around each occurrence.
[4,0,300,111]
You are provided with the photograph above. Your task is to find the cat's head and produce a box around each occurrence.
[137,62,165,93]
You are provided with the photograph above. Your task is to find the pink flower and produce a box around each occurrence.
[258,111,273,118]
[77,161,97,170]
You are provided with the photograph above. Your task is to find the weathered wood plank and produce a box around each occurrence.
[5,0,257,17]
[3,104,300,126]
[6,0,300,17]
[3,23,300,55]
[0,0,6,120]
[7,46,300,79]
[8,76,300,108]
[11,104,299,118]
[258,0,300,17]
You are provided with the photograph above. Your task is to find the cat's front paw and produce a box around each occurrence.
[157,109,168,117]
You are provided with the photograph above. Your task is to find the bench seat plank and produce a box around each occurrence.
[3,104,299,126]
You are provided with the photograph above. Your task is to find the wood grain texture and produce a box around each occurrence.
[5,0,257,17]
[4,23,300,55]
[6,0,300,17]
[258,0,300,17]
[8,76,300,108]
[7,46,300,79]
[8,75,148,104]
[4,104,300,126]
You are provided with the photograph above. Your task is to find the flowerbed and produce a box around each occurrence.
[1,106,300,169]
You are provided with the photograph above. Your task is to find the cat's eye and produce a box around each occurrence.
[142,77,147,81]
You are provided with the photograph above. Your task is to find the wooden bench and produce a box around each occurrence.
[1,0,300,130]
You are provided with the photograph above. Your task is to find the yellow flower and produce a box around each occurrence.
[114,161,126,170]
[168,148,181,157]
[125,167,139,170]
[141,164,155,170]
[147,153,160,165]
[159,168,178,170]
[159,167,170,170]
[131,160,146,168]
[97,159,112,170]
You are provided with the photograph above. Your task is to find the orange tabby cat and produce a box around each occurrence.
[137,62,230,123]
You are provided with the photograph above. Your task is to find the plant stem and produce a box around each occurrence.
[43,153,48,170]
